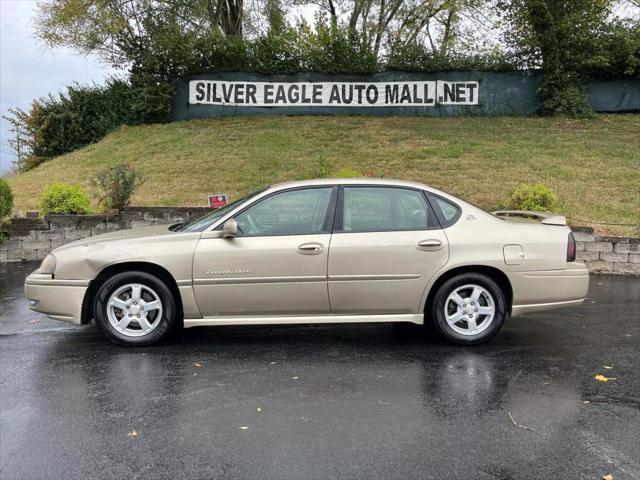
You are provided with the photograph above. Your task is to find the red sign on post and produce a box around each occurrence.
[208,194,228,208]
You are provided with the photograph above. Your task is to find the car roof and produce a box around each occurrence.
[268,178,459,202]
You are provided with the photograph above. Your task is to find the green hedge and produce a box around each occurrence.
[177,26,381,76]
[385,42,517,73]
[15,76,172,170]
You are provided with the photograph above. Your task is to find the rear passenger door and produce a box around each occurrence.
[327,186,449,314]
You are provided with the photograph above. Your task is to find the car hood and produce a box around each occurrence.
[54,224,175,251]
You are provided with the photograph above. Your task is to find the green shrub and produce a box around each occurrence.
[246,28,303,74]
[39,183,92,215]
[184,23,378,76]
[335,167,364,178]
[0,179,13,219]
[129,72,174,125]
[508,183,559,212]
[297,21,378,75]
[385,41,516,73]
[539,72,593,117]
[92,162,144,211]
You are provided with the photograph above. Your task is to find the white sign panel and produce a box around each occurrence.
[436,81,479,105]
[189,80,478,107]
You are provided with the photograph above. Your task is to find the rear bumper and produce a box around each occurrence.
[509,263,589,316]
[24,272,88,324]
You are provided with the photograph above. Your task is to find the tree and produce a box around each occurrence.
[36,0,506,70]
[499,0,620,115]
[35,0,246,68]
[293,0,496,58]
[300,0,445,56]
[2,109,35,173]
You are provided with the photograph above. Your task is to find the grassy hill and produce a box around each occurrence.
[7,114,640,235]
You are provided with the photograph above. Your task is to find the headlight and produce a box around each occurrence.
[40,254,57,274]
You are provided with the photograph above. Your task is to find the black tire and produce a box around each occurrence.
[428,273,508,346]
[94,271,177,346]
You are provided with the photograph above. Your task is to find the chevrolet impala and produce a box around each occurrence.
[24,179,589,346]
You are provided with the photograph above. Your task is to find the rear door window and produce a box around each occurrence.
[339,187,435,232]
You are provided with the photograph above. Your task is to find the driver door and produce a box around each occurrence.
[193,187,337,317]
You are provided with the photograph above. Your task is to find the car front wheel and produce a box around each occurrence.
[429,273,508,345]
[94,271,177,346]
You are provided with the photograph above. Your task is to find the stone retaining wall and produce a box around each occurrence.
[1,207,210,262]
[572,227,640,275]
[1,211,638,275]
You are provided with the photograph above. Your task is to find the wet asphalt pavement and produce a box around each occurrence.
[1,262,639,480]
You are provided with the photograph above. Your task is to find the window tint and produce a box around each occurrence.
[341,187,431,232]
[430,196,461,227]
[235,188,333,236]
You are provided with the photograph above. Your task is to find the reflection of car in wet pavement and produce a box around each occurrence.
[2,262,639,479]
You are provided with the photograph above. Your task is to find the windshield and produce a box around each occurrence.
[180,187,269,232]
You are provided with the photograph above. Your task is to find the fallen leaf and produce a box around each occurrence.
[595,374,616,382]
[603,366,613,369]
[602,474,613,480]
[239,426,249,430]
[193,362,203,368]
[128,430,138,438]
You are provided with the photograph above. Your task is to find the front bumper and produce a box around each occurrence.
[24,271,89,324]
[509,263,590,316]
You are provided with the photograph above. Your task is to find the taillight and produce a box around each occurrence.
[567,233,576,262]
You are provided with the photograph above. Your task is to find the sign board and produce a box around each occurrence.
[174,72,640,119]
[208,194,228,208]
[189,80,479,107]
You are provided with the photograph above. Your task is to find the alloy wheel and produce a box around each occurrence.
[106,283,163,337]
[444,284,496,336]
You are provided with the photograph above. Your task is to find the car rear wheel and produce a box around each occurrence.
[429,273,508,345]
[94,271,177,346]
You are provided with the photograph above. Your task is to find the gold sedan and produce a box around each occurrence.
[25,179,589,346]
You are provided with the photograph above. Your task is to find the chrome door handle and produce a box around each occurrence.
[417,239,443,250]
[297,242,324,255]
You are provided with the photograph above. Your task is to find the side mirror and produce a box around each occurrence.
[221,218,238,238]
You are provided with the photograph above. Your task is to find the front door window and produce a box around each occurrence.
[235,188,334,236]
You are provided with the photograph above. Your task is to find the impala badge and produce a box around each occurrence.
[206,269,250,276]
